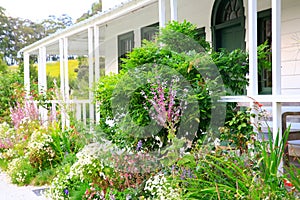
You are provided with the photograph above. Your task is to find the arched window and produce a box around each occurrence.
[211,0,245,51]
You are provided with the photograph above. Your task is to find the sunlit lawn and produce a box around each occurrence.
[9,60,78,79]
[46,59,78,79]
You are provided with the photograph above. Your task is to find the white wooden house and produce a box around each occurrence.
[20,0,300,156]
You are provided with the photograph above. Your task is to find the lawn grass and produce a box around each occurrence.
[9,60,79,79]
[46,60,78,79]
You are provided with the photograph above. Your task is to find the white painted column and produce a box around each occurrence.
[170,0,178,21]
[94,25,100,84]
[247,0,258,96]
[272,0,282,97]
[88,27,95,125]
[63,37,70,128]
[59,38,65,100]
[272,0,282,171]
[159,0,166,27]
[38,46,48,123]
[134,29,142,48]
[94,25,101,124]
[59,38,66,129]
[247,0,259,133]
[24,52,30,98]
[38,47,47,93]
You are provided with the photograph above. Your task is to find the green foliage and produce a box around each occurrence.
[259,127,290,190]
[0,158,8,170]
[181,153,293,200]
[0,54,8,73]
[0,72,23,123]
[285,163,300,195]
[95,21,241,150]
[49,127,86,165]
[211,42,271,95]
[158,20,210,52]
[27,128,57,171]
[257,41,272,73]
[219,109,255,153]
[8,157,38,186]
[211,48,248,95]
[173,126,294,200]
[31,168,56,186]
[76,0,102,23]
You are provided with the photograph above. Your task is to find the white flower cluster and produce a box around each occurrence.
[69,143,106,181]
[26,130,56,166]
[7,157,27,184]
[28,130,53,150]
[1,148,17,159]
[47,142,116,199]
[144,173,181,200]
[0,122,15,141]
[46,171,70,200]
[15,171,26,183]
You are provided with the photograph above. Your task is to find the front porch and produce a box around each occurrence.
[19,0,300,167]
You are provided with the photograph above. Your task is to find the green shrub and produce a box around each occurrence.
[219,108,255,153]
[31,168,56,186]
[8,157,37,186]
[0,54,8,73]
[27,128,56,171]
[95,21,245,150]
[158,20,210,52]
[0,72,23,123]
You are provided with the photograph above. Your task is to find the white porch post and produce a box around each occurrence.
[24,52,30,98]
[88,27,95,125]
[38,46,48,123]
[272,0,282,170]
[170,0,178,21]
[94,25,101,124]
[248,0,258,96]
[63,37,70,128]
[248,0,259,132]
[59,38,66,129]
[59,38,65,100]
[38,47,47,93]
[134,29,142,48]
[94,25,100,85]
[159,0,166,27]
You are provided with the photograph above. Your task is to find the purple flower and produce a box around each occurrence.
[63,188,69,195]
[110,194,116,200]
[136,140,142,151]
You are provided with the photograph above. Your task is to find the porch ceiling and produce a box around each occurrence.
[28,30,89,56]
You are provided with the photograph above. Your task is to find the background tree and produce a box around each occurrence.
[42,14,73,35]
[0,1,99,65]
[76,0,102,22]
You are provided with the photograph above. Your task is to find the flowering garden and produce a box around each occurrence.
[0,21,300,199]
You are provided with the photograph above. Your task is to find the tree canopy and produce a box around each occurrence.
[76,0,102,22]
[0,1,102,65]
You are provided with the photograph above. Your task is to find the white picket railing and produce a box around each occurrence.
[29,99,98,128]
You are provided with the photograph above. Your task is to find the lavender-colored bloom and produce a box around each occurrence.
[63,188,69,195]
[171,164,175,172]
[110,194,116,200]
[136,140,142,151]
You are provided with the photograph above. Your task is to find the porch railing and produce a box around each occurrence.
[29,99,98,128]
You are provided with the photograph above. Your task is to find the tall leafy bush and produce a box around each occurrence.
[95,21,236,150]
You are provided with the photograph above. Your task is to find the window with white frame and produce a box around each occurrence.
[141,23,159,43]
[118,31,134,70]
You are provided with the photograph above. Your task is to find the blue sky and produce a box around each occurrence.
[1,0,97,22]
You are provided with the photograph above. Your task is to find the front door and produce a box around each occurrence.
[216,24,245,51]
